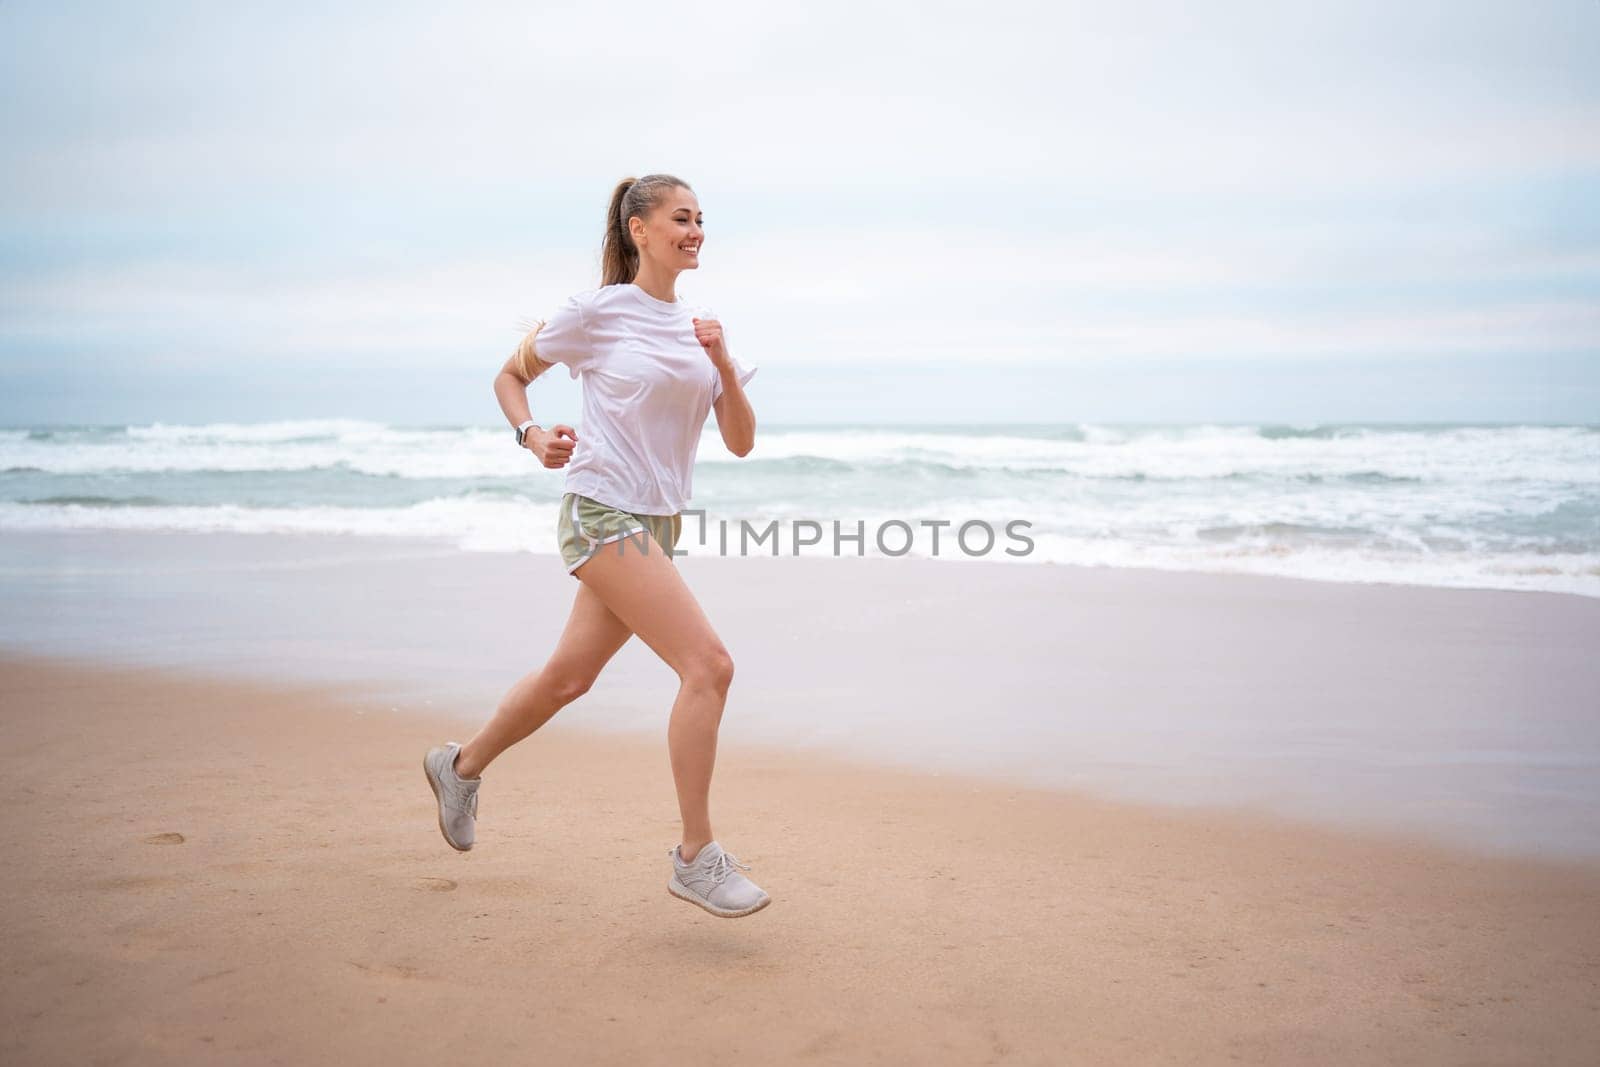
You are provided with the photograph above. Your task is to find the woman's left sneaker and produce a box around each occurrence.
[667,840,771,917]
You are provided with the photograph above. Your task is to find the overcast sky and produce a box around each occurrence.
[1,0,1596,425]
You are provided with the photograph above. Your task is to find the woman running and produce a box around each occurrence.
[423,173,768,918]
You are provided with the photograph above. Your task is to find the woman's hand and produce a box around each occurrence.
[529,425,578,469]
[692,317,733,373]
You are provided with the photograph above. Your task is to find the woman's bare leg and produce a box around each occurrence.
[453,580,634,779]
[572,537,733,862]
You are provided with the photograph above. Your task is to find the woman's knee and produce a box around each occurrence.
[679,645,735,693]
[543,666,596,706]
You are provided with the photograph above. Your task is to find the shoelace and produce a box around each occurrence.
[707,851,752,883]
[449,774,479,818]
[442,751,479,818]
[667,846,752,883]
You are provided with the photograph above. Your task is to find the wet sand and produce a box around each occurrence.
[3,529,1598,861]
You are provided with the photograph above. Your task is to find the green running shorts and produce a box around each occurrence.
[557,492,682,578]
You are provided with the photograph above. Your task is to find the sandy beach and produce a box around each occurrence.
[3,649,1599,1065]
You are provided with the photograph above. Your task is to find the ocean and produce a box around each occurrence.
[2,420,1597,597]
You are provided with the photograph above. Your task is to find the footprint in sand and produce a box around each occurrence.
[417,877,457,892]
[143,832,185,845]
[94,874,185,892]
[348,960,432,981]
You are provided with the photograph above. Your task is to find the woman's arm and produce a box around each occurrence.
[492,335,577,469]
[693,315,756,457]
[712,371,755,457]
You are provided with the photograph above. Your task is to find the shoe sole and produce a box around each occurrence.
[667,878,772,918]
[422,751,472,852]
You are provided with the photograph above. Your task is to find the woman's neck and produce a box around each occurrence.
[629,269,679,305]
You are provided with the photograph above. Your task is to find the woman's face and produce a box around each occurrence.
[632,187,703,274]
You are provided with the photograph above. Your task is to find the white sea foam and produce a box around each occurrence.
[123,418,392,443]
[3,420,1596,597]
[0,497,561,554]
[4,422,1596,484]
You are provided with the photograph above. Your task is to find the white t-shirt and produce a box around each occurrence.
[532,281,758,516]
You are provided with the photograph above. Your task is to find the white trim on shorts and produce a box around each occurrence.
[566,494,649,575]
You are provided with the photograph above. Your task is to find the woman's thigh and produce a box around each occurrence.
[544,579,636,686]
[573,530,729,680]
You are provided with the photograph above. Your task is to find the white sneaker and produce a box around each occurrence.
[667,840,771,918]
[423,741,480,851]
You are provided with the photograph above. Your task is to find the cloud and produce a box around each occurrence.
[1,0,1596,411]
[5,0,1598,206]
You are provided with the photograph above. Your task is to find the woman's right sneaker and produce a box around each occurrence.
[667,840,771,917]
[423,741,480,851]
